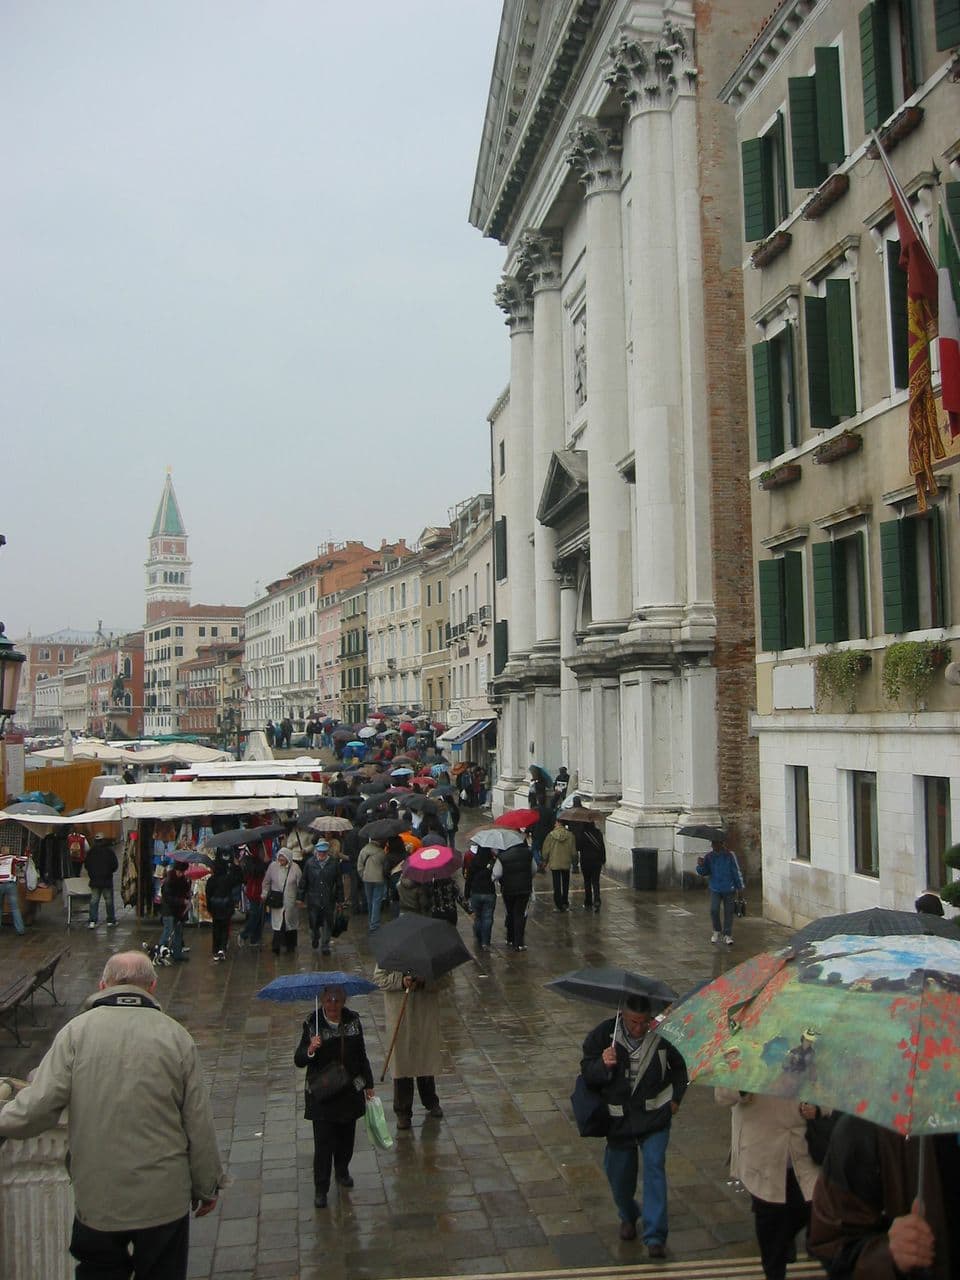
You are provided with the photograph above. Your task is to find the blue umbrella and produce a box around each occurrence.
[256,971,378,1003]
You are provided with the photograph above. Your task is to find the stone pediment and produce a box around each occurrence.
[537,449,588,527]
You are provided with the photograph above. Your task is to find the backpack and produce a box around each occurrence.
[430,879,458,924]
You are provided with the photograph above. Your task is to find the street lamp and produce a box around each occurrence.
[0,623,25,738]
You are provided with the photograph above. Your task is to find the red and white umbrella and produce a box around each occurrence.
[403,845,462,883]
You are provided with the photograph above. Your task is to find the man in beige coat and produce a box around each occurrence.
[0,951,222,1280]
[374,965,445,1130]
[715,1089,820,1280]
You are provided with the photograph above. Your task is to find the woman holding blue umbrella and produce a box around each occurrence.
[294,981,375,1210]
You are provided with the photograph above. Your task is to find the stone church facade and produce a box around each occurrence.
[470,0,769,880]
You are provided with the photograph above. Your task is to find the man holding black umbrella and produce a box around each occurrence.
[580,995,687,1256]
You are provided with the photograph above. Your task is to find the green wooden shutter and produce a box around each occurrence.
[880,517,919,633]
[493,619,508,675]
[936,0,960,50]
[929,506,947,627]
[783,550,806,649]
[758,559,785,651]
[853,533,868,638]
[805,295,837,428]
[815,46,845,165]
[789,75,825,189]
[493,516,508,581]
[860,3,893,133]
[946,183,960,312]
[826,278,857,418]
[886,240,909,390]
[772,112,789,218]
[741,137,773,242]
[753,340,784,461]
[782,327,798,447]
[813,541,843,643]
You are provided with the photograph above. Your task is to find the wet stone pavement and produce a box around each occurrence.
[0,818,797,1279]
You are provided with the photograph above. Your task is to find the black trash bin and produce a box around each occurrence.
[631,847,658,891]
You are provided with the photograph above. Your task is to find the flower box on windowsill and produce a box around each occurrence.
[812,430,862,465]
[750,229,792,270]
[759,462,802,491]
[867,105,924,158]
[802,171,850,221]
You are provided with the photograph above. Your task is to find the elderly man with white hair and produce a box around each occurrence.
[0,950,223,1280]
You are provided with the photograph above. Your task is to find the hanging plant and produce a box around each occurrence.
[815,650,872,712]
[881,640,951,706]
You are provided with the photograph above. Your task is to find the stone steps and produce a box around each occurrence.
[413,1259,823,1280]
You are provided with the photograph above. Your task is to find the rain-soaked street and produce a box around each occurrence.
[0,817,821,1280]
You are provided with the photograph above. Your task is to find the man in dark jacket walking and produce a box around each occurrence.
[492,842,536,951]
[580,996,687,1256]
[298,841,343,955]
[86,834,119,929]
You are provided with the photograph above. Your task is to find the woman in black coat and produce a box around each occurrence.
[294,985,375,1208]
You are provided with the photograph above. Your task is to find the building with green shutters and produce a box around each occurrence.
[721,0,960,925]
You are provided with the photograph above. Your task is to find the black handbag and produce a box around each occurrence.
[307,1029,352,1102]
[734,893,747,918]
[570,1074,611,1138]
[265,889,284,909]
[331,904,349,937]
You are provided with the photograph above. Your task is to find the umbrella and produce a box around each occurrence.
[398,830,422,853]
[358,726,377,739]
[182,851,215,867]
[555,807,604,823]
[403,794,439,813]
[398,721,416,735]
[403,846,462,884]
[318,794,361,811]
[677,823,727,843]
[359,818,408,841]
[391,755,416,765]
[470,827,525,851]
[309,815,354,835]
[429,785,456,798]
[256,971,378,1003]
[493,808,540,830]
[345,740,366,751]
[429,763,448,777]
[790,906,960,948]
[202,825,286,851]
[185,863,212,880]
[657,932,960,1137]
[369,913,471,981]
[546,966,678,1012]
[390,767,414,777]
[360,779,391,793]
[331,728,353,741]
[5,800,61,817]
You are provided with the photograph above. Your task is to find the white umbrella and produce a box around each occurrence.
[358,726,377,739]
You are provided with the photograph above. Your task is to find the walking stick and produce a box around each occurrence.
[380,987,410,1082]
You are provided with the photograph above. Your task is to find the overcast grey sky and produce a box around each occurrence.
[2,1,508,637]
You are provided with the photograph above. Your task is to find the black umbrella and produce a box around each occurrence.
[677,823,727,843]
[404,794,439,813]
[318,794,361,811]
[359,818,408,842]
[361,779,391,794]
[202,825,286,851]
[790,907,960,949]
[369,913,472,981]
[429,785,456,798]
[545,966,677,1012]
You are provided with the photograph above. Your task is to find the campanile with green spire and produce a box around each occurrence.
[144,469,193,623]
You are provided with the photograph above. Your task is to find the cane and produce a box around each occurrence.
[380,987,410,1082]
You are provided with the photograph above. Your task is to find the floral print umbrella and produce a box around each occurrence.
[658,933,960,1137]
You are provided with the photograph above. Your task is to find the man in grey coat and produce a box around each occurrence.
[0,950,223,1280]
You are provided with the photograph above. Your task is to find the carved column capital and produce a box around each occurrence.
[516,228,563,292]
[604,21,698,114]
[553,556,580,590]
[564,117,622,196]
[495,274,534,334]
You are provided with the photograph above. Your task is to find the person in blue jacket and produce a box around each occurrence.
[695,837,744,946]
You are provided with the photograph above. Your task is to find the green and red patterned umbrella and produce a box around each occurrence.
[658,933,960,1137]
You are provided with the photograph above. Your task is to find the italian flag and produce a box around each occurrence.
[940,206,960,439]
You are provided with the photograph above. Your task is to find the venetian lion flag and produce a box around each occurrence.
[940,202,960,439]
[875,135,943,509]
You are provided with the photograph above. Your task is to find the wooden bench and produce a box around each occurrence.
[0,974,36,1047]
[29,946,70,1010]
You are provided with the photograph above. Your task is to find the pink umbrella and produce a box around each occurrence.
[403,845,462,883]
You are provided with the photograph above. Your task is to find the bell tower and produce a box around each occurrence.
[144,470,192,624]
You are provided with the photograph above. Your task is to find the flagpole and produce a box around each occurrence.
[871,132,937,274]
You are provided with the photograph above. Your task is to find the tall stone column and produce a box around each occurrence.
[556,556,580,781]
[494,275,536,661]
[564,119,632,632]
[517,229,564,651]
[606,22,713,639]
